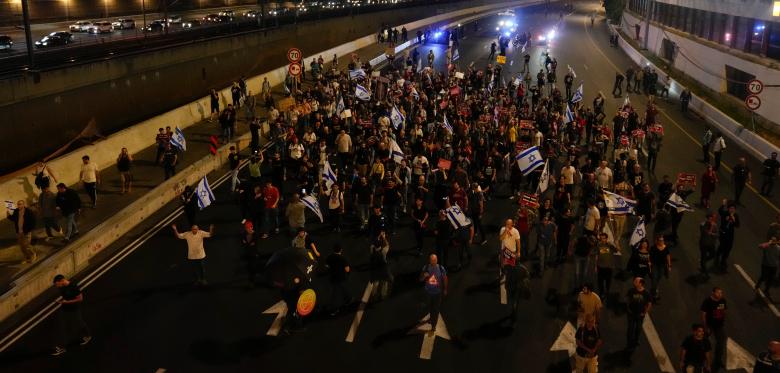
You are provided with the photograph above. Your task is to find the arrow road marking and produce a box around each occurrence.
[727,337,756,372]
[346,282,375,342]
[643,316,676,373]
[408,314,451,360]
[550,321,577,357]
[262,301,287,336]
[734,264,780,318]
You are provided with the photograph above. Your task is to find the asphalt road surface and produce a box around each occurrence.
[0,3,777,372]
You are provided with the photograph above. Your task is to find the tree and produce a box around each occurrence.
[604,0,626,24]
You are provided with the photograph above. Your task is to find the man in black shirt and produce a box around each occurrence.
[732,157,751,205]
[701,287,727,370]
[575,315,602,372]
[161,143,178,180]
[434,210,453,267]
[626,277,652,350]
[761,152,780,197]
[326,245,351,316]
[51,274,91,356]
[716,200,740,271]
[679,324,712,372]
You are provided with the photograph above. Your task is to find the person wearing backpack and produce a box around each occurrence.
[420,254,448,330]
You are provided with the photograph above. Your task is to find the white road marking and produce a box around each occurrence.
[583,64,589,70]
[262,301,288,336]
[499,271,507,305]
[643,316,676,373]
[734,264,780,318]
[345,281,375,342]
[549,321,577,357]
[408,314,451,360]
[727,338,756,372]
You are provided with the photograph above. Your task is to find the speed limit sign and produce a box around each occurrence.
[747,79,764,95]
[287,48,302,63]
[745,94,761,111]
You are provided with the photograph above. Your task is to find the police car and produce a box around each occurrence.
[495,10,517,37]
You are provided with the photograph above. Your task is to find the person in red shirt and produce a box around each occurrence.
[515,204,536,260]
[449,181,469,213]
[262,181,280,239]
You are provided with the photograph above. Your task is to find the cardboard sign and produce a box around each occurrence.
[277,97,295,112]
[496,55,507,64]
[437,158,452,170]
[519,120,535,129]
[520,192,539,208]
[676,172,697,187]
[631,129,645,138]
[455,72,465,79]
[649,124,665,135]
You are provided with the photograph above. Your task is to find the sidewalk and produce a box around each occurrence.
[0,21,434,291]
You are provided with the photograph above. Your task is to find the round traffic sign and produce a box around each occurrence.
[745,94,761,111]
[747,79,764,95]
[287,48,302,63]
[288,62,302,77]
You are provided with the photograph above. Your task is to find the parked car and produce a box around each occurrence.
[218,10,235,17]
[217,15,233,22]
[167,15,182,24]
[112,18,135,30]
[182,19,202,28]
[34,31,73,48]
[143,20,168,32]
[0,35,12,50]
[243,10,261,18]
[69,21,93,32]
[88,22,113,34]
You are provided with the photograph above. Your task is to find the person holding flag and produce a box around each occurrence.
[321,160,338,192]
[170,127,187,151]
[571,83,584,104]
[195,176,215,210]
[537,159,551,194]
[442,114,454,134]
[390,105,405,130]
[389,139,405,164]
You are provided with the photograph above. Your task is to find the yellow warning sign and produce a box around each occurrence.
[496,55,506,64]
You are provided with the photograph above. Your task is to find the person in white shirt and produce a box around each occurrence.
[533,129,544,147]
[335,130,352,168]
[79,155,99,208]
[595,161,613,190]
[412,154,429,178]
[500,219,522,255]
[584,200,601,235]
[561,161,577,194]
[172,223,214,286]
[499,219,522,314]
[712,134,726,171]
[288,138,304,160]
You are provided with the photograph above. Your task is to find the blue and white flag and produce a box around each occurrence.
[571,83,583,103]
[390,105,405,129]
[537,159,550,193]
[195,176,215,210]
[442,114,453,134]
[4,200,16,210]
[322,160,338,191]
[604,190,636,215]
[416,56,423,73]
[170,126,187,151]
[389,139,405,164]
[355,84,371,101]
[629,218,646,247]
[452,48,460,61]
[665,192,694,212]
[336,96,345,115]
[301,195,324,223]
[515,146,544,175]
[564,104,575,124]
[349,68,367,80]
[444,205,471,229]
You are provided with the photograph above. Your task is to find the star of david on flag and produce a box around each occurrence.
[515,146,544,176]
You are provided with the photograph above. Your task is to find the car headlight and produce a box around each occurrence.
[499,21,505,26]
[495,27,500,31]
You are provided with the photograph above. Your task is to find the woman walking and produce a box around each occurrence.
[117,148,133,194]
[700,165,718,209]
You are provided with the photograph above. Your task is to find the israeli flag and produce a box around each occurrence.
[195,176,215,210]
[515,146,544,175]
[4,200,16,210]
[322,160,338,191]
[604,190,636,214]
[301,195,324,223]
[349,68,367,80]
[665,193,694,212]
[571,83,584,103]
[537,159,550,193]
[355,84,371,101]
[445,205,471,229]
[336,96,345,115]
[170,126,187,151]
[629,218,646,247]
[417,56,423,73]
[390,105,405,129]
[389,139,405,164]
[564,104,575,124]
[452,48,460,61]
[442,114,453,134]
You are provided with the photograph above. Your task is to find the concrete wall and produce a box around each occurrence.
[0,0,543,324]
[0,0,511,172]
[621,11,780,133]
[610,22,780,162]
[653,0,779,22]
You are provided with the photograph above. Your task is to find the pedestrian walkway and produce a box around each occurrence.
[0,20,440,292]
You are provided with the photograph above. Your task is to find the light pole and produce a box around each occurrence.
[643,0,653,50]
[20,0,34,68]
[142,0,147,36]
